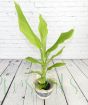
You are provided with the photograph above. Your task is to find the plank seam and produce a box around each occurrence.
[44,99,45,105]
[81,60,88,67]
[52,60,69,105]
[63,60,88,103]
[0,60,3,64]
[72,60,88,79]
[0,60,13,77]
[1,60,23,105]
[23,62,32,105]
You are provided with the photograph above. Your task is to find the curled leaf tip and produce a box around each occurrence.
[39,14,42,18]
[69,29,74,34]
[14,0,17,5]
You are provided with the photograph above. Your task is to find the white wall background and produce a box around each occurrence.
[0,0,88,59]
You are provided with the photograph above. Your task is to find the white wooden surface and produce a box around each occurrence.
[0,59,88,105]
[0,0,88,59]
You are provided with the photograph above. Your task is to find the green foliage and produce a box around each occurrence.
[37,77,46,84]
[47,62,65,71]
[47,47,65,64]
[38,15,48,64]
[38,15,48,49]
[46,29,74,56]
[14,1,74,90]
[25,70,42,76]
[25,57,41,64]
[35,80,49,90]
[35,78,57,90]
[14,1,41,49]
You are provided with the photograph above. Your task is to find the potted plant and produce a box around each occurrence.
[14,1,74,99]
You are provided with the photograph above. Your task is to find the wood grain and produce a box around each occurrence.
[0,59,88,105]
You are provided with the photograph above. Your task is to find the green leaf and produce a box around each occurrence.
[35,80,48,89]
[35,82,44,90]
[46,29,74,56]
[35,78,57,90]
[47,47,65,64]
[47,62,65,71]
[25,57,41,64]
[14,1,41,49]
[25,70,42,76]
[37,77,46,84]
[38,15,48,47]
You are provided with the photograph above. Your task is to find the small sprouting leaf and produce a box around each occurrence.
[35,80,48,89]
[25,57,41,64]
[38,15,48,47]
[47,63,65,71]
[47,47,65,64]
[35,83,44,90]
[46,29,74,56]
[14,1,41,49]
[37,77,46,84]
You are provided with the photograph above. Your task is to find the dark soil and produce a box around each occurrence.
[35,80,52,90]
[42,82,51,90]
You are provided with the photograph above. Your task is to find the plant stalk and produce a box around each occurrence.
[40,39,47,84]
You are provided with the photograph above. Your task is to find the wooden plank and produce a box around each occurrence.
[0,59,3,63]
[2,61,43,105]
[0,60,22,105]
[64,60,88,102]
[53,60,88,105]
[2,60,30,105]
[23,63,44,105]
[72,60,88,79]
[0,60,12,76]
[45,61,67,105]
[82,60,88,66]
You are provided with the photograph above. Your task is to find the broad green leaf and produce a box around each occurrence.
[25,57,41,64]
[14,1,41,49]
[47,47,65,64]
[38,15,48,48]
[25,70,42,76]
[46,29,74,56]
[47,62,65,71]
